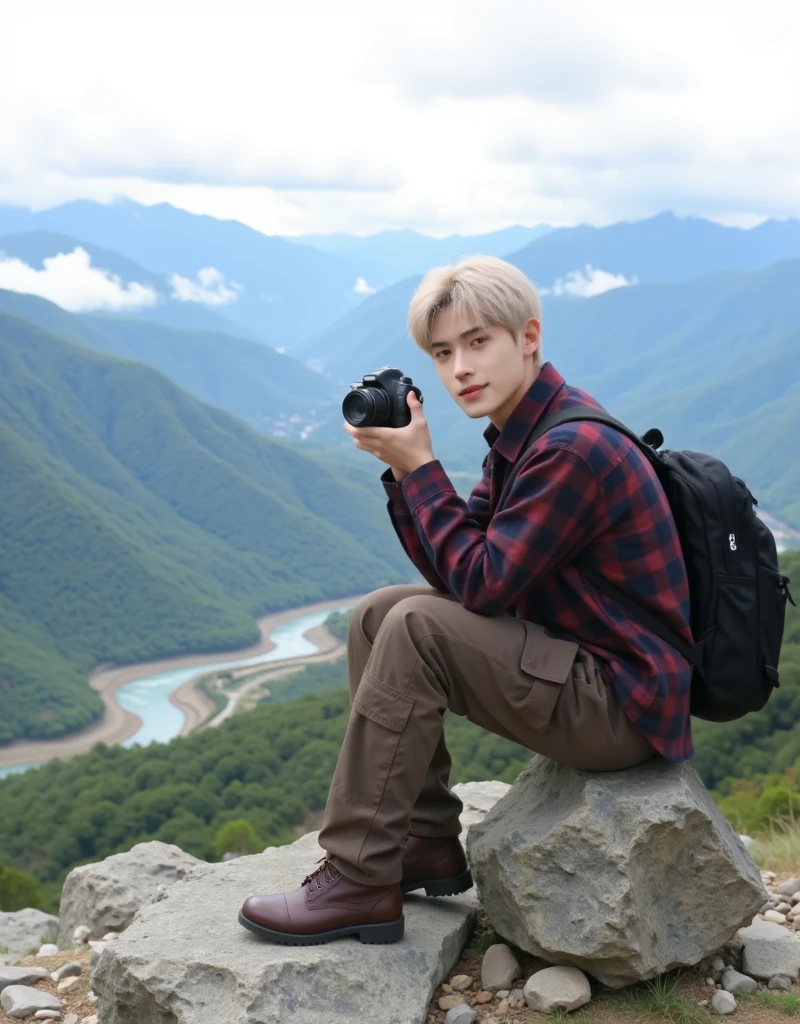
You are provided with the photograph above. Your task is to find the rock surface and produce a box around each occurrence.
[0,909,59,958]
[467,755,767,988]
[451,781,512,831]
[522,965,592,1012]
[93,830,477,1024]
[58,840,202,945]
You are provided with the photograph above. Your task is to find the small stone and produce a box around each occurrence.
[80,1017,98,1024]
[33,1013,61,1021]
[790,892,800,904]
[495,1000,509,1014]
[37,944,59,957]
[441,984,453,994]
[711,956,726,973]
[764,910,788,924]
[481,943,521,991]
[64,1016,79,1024]
[0,967,49,989]
[439,994,465,1011]
[72,925,91,944]
[507,988,525,1008]
[52,961,83,982]
[721,969,758,995]
[495,989,510,999]
[57,976,81,992]
[443,1005,477,1024]
[706,977,716,986]
[711,989,737,1014]
[776,877,800,895]
[523,966,592,1013]
[450,974,473,991]
[101,931,120,941]
[698,999,709,1007]
[777,903,793,914]
[768,974,793,990]
[475,991,493,1003]
[87,991,97,1002]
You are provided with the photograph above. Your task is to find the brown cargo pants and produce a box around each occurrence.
[318,584,659,886]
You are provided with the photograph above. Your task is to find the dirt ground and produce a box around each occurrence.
[2,947,95,1024]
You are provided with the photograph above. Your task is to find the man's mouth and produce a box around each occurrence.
[460,384,486,396]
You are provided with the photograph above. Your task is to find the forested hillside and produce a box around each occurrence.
[1,554,796,914]
[0,310,413,744]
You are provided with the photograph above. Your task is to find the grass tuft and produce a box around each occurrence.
[614,969,709,1024]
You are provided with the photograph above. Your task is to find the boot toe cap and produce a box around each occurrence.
[241,893,289,931]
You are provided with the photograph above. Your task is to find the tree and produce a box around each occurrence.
[0,864,42,911]
[213,819,263,861]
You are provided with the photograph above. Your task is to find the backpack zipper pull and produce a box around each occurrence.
[782,576,796,607]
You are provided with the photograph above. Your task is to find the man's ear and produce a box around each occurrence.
[522,318,541,359]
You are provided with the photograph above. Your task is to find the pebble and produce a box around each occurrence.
[80,1017,98,1024]
[721,969,758,995]
[0,967,49,989]
[481,943,521,991]
[450,974,473,991]
[57,975,81,992]
[51,961,83,982]
[495,1000,509,1014]
[0,986,64,1017]
[764,910,788,924]
[37,944,59,957]
[441,984,453,994]
[776,902,793,914]
[72,925,91,944]
[439,994,466,1011]
[65,1016,79,1024]
[506,988,525,1008]
[711,989,736,1014]
[102,932,120,942]
[495,989,509,999]
[475,990,493,1003]
[768,974,793,990]
[443,1006,477,1024]
[33,1013,61,1021]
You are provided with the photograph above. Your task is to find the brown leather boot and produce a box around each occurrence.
[400,834,474,897]
[238,858,404,945]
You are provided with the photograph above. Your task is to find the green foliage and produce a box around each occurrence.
[213,819,263,860]
[0,309,413,743]
[0,863,42,911]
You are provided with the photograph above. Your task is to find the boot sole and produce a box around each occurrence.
[400,867,474,898]
[237,909,404,945]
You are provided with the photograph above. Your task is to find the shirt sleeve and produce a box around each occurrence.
[399,447,604,616]
[380,466,451,593]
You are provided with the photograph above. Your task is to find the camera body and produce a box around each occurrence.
[342,366,424,428]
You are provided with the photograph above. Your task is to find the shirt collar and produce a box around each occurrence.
[482,361,567,462]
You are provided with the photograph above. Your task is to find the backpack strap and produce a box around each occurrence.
[503,405,701,670]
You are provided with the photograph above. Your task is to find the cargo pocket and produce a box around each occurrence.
[335,672,414,809]
[518,622,579,733]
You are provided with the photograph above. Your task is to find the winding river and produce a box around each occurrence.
[0,596,362,781]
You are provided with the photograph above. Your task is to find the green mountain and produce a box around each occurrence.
[0,289,338,438]
[0,309,414,745]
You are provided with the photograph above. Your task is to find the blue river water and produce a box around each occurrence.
[0,603,355,781]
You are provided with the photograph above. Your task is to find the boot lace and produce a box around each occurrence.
[302,857,339,890]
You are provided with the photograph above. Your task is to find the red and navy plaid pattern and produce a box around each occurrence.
[380,361,694,763]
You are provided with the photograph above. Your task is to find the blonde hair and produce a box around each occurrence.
[407,254,543,366]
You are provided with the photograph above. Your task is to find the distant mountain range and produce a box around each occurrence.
[0,309,415,745]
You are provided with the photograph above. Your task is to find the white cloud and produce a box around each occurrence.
[0,246,158,311]
[353,277,377,295]
[543,265,638,298]
[1,0,799,233]
[169,267,242,305]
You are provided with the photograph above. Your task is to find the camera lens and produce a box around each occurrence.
[342,388,391,426]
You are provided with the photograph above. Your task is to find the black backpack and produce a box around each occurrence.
[516,406,795,723]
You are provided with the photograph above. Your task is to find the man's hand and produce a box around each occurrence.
[344,391,435,476]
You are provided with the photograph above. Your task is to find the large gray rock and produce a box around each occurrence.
[93,830,477,1024]
[58,840,202,945]
[0,966,48,991]
[0,909,59,958]
[466,755,767,988]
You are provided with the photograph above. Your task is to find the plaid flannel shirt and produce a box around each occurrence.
[379,361,694,763]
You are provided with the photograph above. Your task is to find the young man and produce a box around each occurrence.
[238,255,694,947]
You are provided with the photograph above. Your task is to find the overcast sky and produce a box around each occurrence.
[3,0,799,236]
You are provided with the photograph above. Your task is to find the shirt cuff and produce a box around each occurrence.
[380,466,411,515]
[400,460,455,513]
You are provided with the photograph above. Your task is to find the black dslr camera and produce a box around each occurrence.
[342,367,424,428]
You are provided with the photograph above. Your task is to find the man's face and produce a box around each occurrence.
[429,307,541,432]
